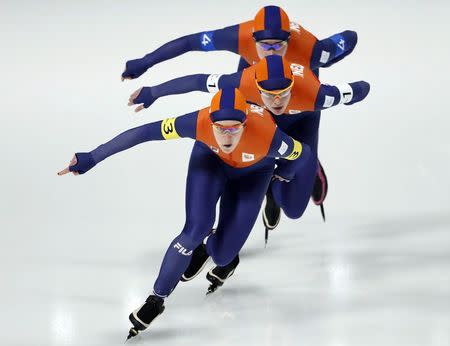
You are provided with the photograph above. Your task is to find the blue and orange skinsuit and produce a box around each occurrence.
[121,6,358,78]
[69,89,310,297]
[121,6,361,220]
[130,55,370,218]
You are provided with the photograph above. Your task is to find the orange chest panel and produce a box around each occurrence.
[238,21,259,65]
[287,66,321,112]
[195,107,277,168]
[284,24,318,68]
[237,21,318,68]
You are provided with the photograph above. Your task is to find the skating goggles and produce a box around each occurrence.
[211,121,246,135]
[256,79,294,98]
[255,40,288,51]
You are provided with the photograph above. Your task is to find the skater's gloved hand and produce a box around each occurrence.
[57,153,96,176]
[128,87,156,113]
[121,58,151,81]
[345,81,371,105]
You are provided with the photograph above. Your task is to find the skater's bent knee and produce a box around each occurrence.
[210,251,238,267]
[181,223,214,244]
[174,232,202,250]
[282,206,307,219]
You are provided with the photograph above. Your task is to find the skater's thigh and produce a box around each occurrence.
[288,113,320,156]
[208,171,272,265]
[271,148,317,219]
[182,142,226,242]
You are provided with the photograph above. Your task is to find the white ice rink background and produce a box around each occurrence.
[0,0,449,345]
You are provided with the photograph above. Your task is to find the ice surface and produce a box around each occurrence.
[1,1,449,345]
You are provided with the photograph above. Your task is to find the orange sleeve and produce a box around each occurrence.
[238,65,263,106]
[238,21,259,65]
[195,108,213,143]
[289,67,321,111]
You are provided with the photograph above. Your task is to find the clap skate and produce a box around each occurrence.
[180,242,210,282]
[262,189,281,245]
[206,255,240,294]
[311,160,328,222]
[126,295,165,341]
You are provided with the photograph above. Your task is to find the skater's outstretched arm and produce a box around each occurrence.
[128,72,242,112]
[57,111,198,175]
[315,81,370,110]
[310,30,358,70]
[121,25,239,80]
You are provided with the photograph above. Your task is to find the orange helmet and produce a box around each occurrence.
[210,88,248,123]
[255,55,293,91]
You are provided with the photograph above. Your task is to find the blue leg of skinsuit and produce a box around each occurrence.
[207,162,274,266]
[269,66,322,220]
[271,112,320,219]
[153,142,226,297]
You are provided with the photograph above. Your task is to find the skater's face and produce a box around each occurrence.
[255,39,288,59]
[257,80,293,115]
[212,120,245,154]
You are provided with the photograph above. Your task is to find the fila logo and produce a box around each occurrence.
[174,243,193,256]
[288,109,302,114]
[290,63,304,78]
[250,104,264,116]
[337,39,345,51]
[289,22,301,33]
[210,146,219,154]
[242,152,255,162]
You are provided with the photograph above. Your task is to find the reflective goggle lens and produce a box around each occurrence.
[212,122,245,135]
[256,40,287,51]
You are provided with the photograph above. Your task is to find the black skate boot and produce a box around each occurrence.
[206,255,240,295]
[262,188,281,245]
[126,295,165,341]
[180,243,210,282]
[311,160,328,222]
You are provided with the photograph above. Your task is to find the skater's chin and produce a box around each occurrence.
[221,144,234,153]
[270,106,285,115]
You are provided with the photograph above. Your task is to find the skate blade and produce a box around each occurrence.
[320,204,326,222]
[126,305,166,341]
[125,327,139,343]
[206,284,219,295]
